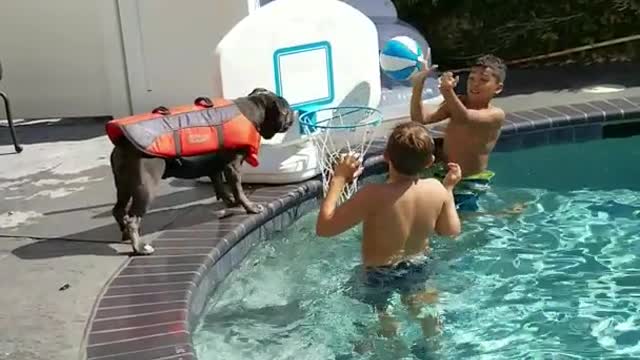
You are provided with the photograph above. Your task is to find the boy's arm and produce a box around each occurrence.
[411,84,450,125]
[434,187,461,237]
[435,163,462,237]
[411,94,449,125]
[410,60,447,125]
[316,178,373,237]
[441,87,504,126]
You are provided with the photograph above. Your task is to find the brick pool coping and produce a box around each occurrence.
[83,96,640,360]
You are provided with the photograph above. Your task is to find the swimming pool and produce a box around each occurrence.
[192,134,640,359]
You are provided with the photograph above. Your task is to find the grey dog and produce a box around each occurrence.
[109,88,296,255]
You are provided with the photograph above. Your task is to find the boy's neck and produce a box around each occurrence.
[386,167,420,183]
[464,96,492,110]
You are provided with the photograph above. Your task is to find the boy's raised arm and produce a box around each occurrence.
[316,155,372,237]
[410,60,447,125]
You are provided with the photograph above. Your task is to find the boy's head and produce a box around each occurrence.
[467,54,506,103]
[384,122,435,176]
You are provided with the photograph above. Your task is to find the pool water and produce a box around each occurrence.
[193,134,640,359]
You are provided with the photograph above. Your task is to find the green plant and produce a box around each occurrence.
[392,0,640,68]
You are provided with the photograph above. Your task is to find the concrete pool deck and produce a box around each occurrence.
[0,62,639,360]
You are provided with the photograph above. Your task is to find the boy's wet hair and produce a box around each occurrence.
[385,122,434,176]
[473,54,507,83]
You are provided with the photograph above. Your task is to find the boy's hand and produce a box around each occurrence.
[438,71,459,92]
[410,48,438,86]
[442,162,462,190]
[333,152,363,183]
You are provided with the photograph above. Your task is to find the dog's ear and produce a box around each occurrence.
[248,87,273,97]
[264,96,283,123]
[272,96,296,132]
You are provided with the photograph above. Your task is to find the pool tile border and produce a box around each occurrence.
[84,96,640,359]
[492,96,640,152]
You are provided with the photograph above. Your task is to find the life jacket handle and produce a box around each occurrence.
[151,106,171,116]
[194,96,214,108]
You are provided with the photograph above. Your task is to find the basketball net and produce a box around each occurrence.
[300,106,382,204]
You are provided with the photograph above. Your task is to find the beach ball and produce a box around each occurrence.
[379,36,426,81]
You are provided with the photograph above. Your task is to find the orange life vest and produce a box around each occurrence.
[105,97,262,167]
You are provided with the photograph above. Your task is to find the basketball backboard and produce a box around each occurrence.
[213,0,381,115]
[273,41,335,110]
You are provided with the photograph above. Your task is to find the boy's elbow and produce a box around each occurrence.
[315,221,332,237]
[438,224,461,237]
[449,226,462,237]
[315,226,328,237]
[409,112,422,124]
[440,229,460,238]
[449,221,462,237]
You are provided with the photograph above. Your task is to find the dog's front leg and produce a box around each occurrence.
[224,156,264,214]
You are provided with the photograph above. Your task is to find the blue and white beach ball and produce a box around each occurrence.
[379,36,426,81]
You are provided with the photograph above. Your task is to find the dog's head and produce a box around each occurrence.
[247,88,296,139]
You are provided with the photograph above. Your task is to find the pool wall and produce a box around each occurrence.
[82,96,640,360]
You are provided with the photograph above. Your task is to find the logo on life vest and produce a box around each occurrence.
[187,133,211,144]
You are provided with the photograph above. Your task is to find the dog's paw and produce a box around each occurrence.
[244,203,265,214]
[132,243,155,256]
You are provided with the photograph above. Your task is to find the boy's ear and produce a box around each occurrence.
[425,154,435,168]
[427,154,436,167]
[494,82,504,95]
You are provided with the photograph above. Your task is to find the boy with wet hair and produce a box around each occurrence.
[316,121,462,339]
[410,54,507,210]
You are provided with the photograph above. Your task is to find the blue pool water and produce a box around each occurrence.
[193,134,640,359]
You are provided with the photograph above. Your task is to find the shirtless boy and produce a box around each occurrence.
[410,54,507,177]
[316,121,461,339]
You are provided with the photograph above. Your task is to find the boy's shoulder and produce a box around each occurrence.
[474,102,505,127]
[414,178,449,204]
[481,105,505,126]
[488,105,506,125]
[459,95,505,117]
[418,176,444,185]
[489,104,505,117]
[367,178,444,192]
[357,182,387,195]
[366,178,448,204]
[416,177,448,193]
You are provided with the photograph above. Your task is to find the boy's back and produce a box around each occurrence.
[362,177,455,267]
[316,122,462,267]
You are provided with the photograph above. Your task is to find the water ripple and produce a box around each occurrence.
[193,182,640,359]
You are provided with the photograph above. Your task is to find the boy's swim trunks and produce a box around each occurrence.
[356,256,433,312]
[419,163,494,212]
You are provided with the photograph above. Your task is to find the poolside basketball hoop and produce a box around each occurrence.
[298,106,383,203]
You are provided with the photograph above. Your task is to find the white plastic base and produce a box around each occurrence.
[240,135,320,184]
